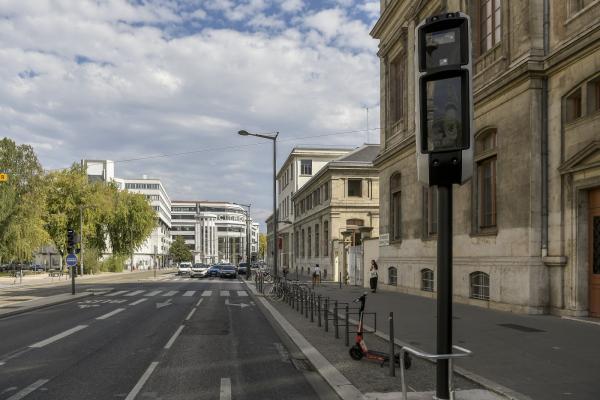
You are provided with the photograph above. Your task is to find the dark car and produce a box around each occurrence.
[237,262,248,275]
[207,265,222,277]
[220,265,237,279]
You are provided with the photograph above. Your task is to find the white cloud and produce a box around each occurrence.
[280,0,304,13]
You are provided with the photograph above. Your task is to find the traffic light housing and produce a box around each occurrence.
[415,12,473,186]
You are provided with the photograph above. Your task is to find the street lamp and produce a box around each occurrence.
[237,129,279,278]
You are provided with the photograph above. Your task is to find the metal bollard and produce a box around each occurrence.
[389,312,395,377]
[345,304,350,346]
[297,287,300,312]
[317,295,322,327]
[334,300,339,339]
[339,271,342,289]
[310,292,314,322]
[305,291,309,318]
[324,298,329,332]
[300,289,304,315]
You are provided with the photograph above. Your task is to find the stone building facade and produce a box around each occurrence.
[371,0,600,315]
[292,144,380,281]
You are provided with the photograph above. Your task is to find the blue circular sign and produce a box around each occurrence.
[66,253,78,267]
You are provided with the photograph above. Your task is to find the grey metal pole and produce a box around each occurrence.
[345,304,349,346]
[310,292,314,322]
[80,206,84,276]
[389,312,395,377]
[436,184,453,400]
[247,205,251,280]
[272,134,278,278]
[334,300,339,339]
[324,298,329,332]
[317,295,322,327]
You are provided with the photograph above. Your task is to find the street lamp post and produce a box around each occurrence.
[238,129,279,278]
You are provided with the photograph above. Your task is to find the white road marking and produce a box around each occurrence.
[220,290,230,297]
[162,290,178,297]
[164,325,184,349]
[129,298,148,306]
[274,342,290,362]
[196,298,204,307]
[185,308,196,321]
[237,291,248,297]
[201,290,212,297]
[220,378,231,400]
[183,291,195,297]
[144,290,162,297]
[106,290,128,297]
[6,379,49,400]
[125,290,145,297]
[96,308,126,320]
[125,362,158,400]
[30,325,88,348]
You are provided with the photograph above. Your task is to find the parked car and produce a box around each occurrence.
[220,265,237,279]
[30,264,45,271]
[237,262,248,275]
[178,262,192,275]
[190,263,209,278]
[207,265,222,277]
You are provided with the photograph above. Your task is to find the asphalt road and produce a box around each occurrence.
[0,274,333,399]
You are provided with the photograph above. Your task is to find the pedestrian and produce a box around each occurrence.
[283,266,289,281]
[314,264,321,285]
[369,260,379,293]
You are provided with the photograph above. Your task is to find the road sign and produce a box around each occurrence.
[0,173,7,182]
[66,253,78,267]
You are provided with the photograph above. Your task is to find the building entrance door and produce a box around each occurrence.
[589,188,600,317]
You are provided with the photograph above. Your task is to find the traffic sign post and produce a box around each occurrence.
[415,12,473,400]
[66,253,77,295]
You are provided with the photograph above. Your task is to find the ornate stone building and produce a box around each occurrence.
[371,0,600,315]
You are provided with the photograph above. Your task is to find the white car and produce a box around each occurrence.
[178,262,192,275]
[190,263,209,278]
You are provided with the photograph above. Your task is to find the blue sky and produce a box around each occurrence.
[0,0,381,227]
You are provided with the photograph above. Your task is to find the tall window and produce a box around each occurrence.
[475,131,497,230]
[295,231,299,257]
[301,229,305,258]
[470,271,490,300]
[425,187,438,236]
[590,78,600,113]
[323,221,329,256]
[348,179,362,197]
[566,88,582,122]
[307,227,312,257]
[480,0,501,54]
[300,160,312,175]
[388,267,398,286]
[390,173,402,241]
[390,55,405,124]
[421,269,434,292]
[324,182,329,200]
[315,224,319,257]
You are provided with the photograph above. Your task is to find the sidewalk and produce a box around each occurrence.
[308,283,600,400]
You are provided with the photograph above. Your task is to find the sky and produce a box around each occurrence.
[0,0,382,227]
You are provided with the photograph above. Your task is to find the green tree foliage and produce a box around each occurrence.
[0,138,48,263]
[259,233,267,260]
[169,236,192,263]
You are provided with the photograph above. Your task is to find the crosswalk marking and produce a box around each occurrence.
[106,290,128,297]
[145,290,162,297]
[125,290,145,297]
[220,291,230,297]
[183,291,195,297]
[237,291,248,297]
[162,290,178,297]
[201,290,212,297]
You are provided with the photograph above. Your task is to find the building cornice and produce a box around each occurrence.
[373,134,416,168]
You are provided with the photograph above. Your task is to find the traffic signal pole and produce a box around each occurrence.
[436,184,452,398]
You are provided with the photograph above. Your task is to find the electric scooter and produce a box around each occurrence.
[349,293,412,369]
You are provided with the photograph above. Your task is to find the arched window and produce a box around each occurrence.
[470,271,490,300]
[390,173,402,241]
[388,266,398,286]
[421,269,434,292]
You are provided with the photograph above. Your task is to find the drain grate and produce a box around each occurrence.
[498,323,545,333]
[291,358,314,372]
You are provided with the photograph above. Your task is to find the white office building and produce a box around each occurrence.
[171,201,259,265]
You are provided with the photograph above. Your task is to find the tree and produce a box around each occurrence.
[259,233,267,260]
[169,236,192,263]
[0,138,48,263]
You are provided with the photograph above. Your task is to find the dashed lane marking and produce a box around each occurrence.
[129,298,148,306]
[164,325,184,349]
[220,378,231,400]
[183,291,195,297]
[125,290,145,297]
[196,298,204,307]
[6,379,49,400]
[237,291,248,297]
[201,290,212,297]
[185,308,196,321]
[106,290,128,297]
[125,362,158,400]
[144,290,162,297]
[220,291,229,297]
[30,325,88,348]
[96,308,126,320]
[162,290,178,297]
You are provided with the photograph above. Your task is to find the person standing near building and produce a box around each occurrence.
[313,264,321,285]
[369,260,378,293]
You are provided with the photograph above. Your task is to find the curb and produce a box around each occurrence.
[244,280,365,400]
[0,292,94,319]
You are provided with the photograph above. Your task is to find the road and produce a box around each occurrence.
[0,273,334,400]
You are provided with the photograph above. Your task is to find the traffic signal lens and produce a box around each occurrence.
[425,75,463,152]
[425,27,461,69]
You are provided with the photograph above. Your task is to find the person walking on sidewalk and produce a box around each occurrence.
[369,260,379,293]
[313,264,321,286]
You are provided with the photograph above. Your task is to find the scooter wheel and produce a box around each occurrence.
[349,345,363,360]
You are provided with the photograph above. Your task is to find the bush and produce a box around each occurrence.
[100,255,127,272]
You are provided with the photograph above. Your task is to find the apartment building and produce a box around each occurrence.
[371,0,600,315]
